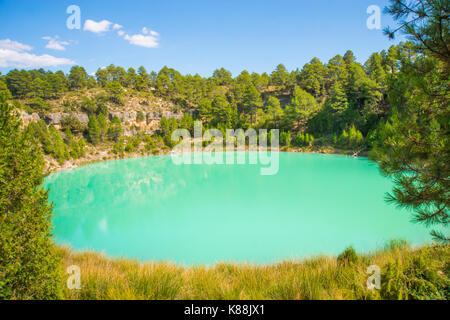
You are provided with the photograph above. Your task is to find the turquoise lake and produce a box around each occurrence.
[43,152,431,265]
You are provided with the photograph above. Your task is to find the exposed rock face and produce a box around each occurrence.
[111,110,183,124]
[20,107,186,134]
[44,113,65,125]
[109,111,137,123]
[43,113,89,126]
[20,111,40,126]
[75,113,89,125]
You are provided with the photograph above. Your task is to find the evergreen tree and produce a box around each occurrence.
[285,86,319,132]
[107,116,122,142]
[0,93,62,299]
[87,115,101,145]
[68,66,88,90]
[372,0,449,242]
[97,113,108,140]
[270,64,289,88]
[265,96,284,128]
[298,57,326,97]
[0,80,12,99]
[242,84,262,125]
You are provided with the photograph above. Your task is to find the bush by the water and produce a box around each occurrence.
[0,94,62,299]
[337,246,359,265]
[381,246,449,300]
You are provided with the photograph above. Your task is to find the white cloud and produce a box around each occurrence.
[123,33,159,48]
[83,19,113,33]
[81,18,160,48]
[141,28,158,37]
[43,36,69,51]
[0,39,32,52]
[0,38,74,68]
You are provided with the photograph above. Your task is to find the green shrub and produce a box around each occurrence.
[107,116,122,142]
[113,137,125,156]
[80,97,97,115]
[338,125,364,149]
[385,239,410,251]
[293,132,314,147]
[125,136,140,153]
[381,247,449,300]
[279,131,291,147]
[143,135,155,152]
[61,114,85,135]
[337,246,359,265]
[26,97,49,114]
[136,111,145,122]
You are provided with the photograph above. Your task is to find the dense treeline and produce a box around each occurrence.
[0,43,416,152]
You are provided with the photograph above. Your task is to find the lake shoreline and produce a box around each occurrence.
[45,145,369,175]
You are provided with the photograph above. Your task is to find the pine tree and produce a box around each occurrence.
[88,115,100,145]
[0,93,62,299]
[242,84,262,125]
[372,0,449,243]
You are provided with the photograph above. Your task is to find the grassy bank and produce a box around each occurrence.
[57,242,449,300]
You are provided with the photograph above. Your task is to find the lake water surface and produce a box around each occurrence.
[44,152,431,265]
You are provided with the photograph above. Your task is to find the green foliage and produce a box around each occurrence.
[97,113,108,140]
[381,247,449,300]
[180,113,194,134]
[293,132,315,147]
[26,97,50,113]
[124,136,140,153]
[242,84,262,125]
[337,246,358,266]
[371,0,449,243]
[61,114,84,134]
[68,66,88,90]
[107,116,122,142]
[160,116,179,147]
[80,98,97,115]
[270,64,290,88]
[384,239,409,251]
[0,80,12,99]
[143,135,156,153]
[136,111,145,123]
[338,125,364,149]
[87,115,100,145]
[285,86,319,131]
[27,121,70,164]
[48,126,70,164]
[70,138,86,159]
[105,81,125,105]
[112,137,125,156]
[298,57,325,97]
[279,131,291,147]
[0,93,62,299]
[212,68,233,86]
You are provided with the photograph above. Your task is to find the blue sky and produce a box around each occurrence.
[0,0,402,77]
